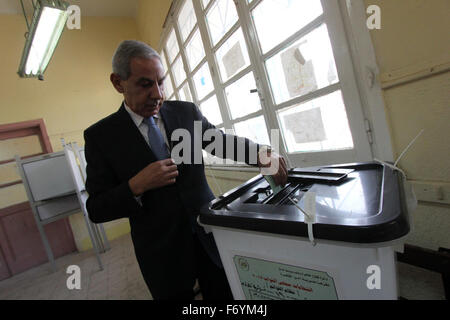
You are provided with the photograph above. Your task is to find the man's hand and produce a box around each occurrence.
[257,148,288,186]
[129,158,179,196]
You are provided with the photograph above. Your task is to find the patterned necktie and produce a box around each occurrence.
[144,117,169,160]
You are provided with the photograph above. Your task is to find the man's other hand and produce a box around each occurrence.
[257,148,288,186]
[129,158,178,196]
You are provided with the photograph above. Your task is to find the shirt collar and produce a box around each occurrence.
[123,101,160,127]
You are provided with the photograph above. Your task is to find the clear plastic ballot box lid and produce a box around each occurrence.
[199,162,410,244]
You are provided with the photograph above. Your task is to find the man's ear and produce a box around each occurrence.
[110,73,125,93]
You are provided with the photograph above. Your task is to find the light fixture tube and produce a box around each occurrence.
[18,0,69,79]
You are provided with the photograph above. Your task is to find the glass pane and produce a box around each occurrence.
[160,51,168,73]
[178,0,197,42]
[200,95,223,126]
[172,56,187,87]
[179,83,193,102]
[215,28,250,82]
[277,90,354,153]
[166,29,179,63]
[234,116,270,145]
[225,72,261,119]
[252,0,323,53]
[206,0,239,46]
[193,62,214,100]
[204,127,236,165]
[164,74,174,98]
[185,28,206,71]
[266,24,339,105]
[204,127,238,165]
[202,0,212,9]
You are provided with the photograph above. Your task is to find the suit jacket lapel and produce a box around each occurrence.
[159,102,181,150]
[114,102,182,168]
[116,104,158,165]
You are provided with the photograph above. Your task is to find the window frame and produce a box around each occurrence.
[157,0,394,169]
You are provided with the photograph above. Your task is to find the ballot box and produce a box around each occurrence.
[199,162,410,300]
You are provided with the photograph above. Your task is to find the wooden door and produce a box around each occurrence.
[0,119,76,280]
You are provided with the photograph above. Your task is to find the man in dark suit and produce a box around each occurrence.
[84,40,288,300]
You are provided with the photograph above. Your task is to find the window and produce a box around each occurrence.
[206,0,239,46]
[215,28,251,82]
[251,0,323,53]
[165,29,179,63]
[178,0,197,42]
[265,24,339,105]
[185,29,205,71]
[159,0,373,167]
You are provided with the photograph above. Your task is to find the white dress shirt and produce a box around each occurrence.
[124,102,169,149]
[124,102,171,204]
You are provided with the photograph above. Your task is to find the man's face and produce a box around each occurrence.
[112,56,166,118]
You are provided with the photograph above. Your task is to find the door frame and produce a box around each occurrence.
[0,119,53,154]
[0,119,76,280]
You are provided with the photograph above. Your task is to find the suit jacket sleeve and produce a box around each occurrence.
[192,103,262,165]
[84,129,146,223]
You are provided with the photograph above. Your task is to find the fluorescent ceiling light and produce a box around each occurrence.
[18,0,69,79]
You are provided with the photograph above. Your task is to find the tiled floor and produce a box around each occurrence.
[0,233,445,300]
[0,233,152,300]
[397,262,446,300]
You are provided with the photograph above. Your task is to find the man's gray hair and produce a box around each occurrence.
[112,40,161,80]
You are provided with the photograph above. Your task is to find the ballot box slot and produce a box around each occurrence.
[243,184,292,204]
[243,187,271,204]
[266,184,303,205]
[242,182,312,206]
[261,183,294,204]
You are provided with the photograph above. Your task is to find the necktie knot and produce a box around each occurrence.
[144,116,157,126]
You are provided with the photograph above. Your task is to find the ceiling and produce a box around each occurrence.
[0,0,139,17]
